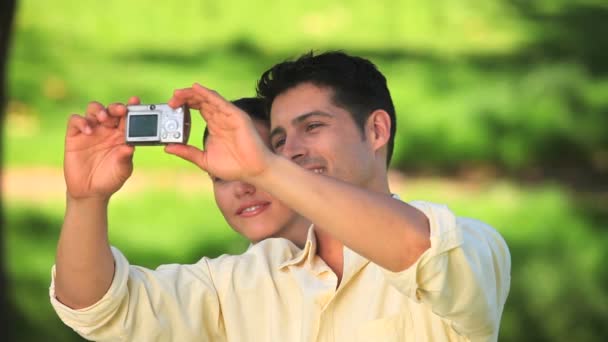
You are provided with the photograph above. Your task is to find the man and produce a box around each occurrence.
[167,51,511,341]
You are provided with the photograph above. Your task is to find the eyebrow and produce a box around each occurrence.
[269,111,334,142]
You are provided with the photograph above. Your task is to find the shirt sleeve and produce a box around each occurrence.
[49,246,225,341]
[382,201,511,339]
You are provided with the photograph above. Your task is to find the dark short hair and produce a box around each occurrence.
[203,97,267,146]
[256,51,397,166]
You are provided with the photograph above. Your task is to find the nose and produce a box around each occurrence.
[281,137,306,163]
[234,181,256,198]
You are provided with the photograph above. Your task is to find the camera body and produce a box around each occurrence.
[125,104,191,145]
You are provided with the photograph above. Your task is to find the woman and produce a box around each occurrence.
[206,97,308,246]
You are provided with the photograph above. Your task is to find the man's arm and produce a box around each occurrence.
[52,247,225,341]
[254,156,430,271]
[165,84,430,272]
[54,99,138,308]
[55,196,114,308]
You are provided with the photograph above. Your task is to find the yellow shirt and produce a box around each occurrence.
[50,201,511,341]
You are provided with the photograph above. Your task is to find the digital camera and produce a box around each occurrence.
[125,104,191,145]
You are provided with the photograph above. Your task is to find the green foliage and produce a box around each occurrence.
[7,0,608,174]
[390,60,608,172]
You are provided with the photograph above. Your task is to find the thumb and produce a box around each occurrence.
[165,144,208,170]
[127,96,141,105]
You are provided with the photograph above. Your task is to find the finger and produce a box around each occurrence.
[170,86,217,124]
[164,144,208,171]
[168,87,192,104]
[96,102,126,129]
[192,83,243,122]
[66,114,92,137]
[168,88,200,109]
[192,83,232,114]
[94,109,117,128]
[83,115,99,130]
[85,101,104,126]
[85,101,105,117]
[107,102,128,118]
[127,96,141,105]
[191,83,223,113]
[94,108,120,128]
[169,85,233,124]
[170,87,217,111]
[192,83,222,103]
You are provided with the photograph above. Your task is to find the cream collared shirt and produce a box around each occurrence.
[50,201,511,342]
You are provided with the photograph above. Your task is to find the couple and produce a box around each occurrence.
[51,51,511,341]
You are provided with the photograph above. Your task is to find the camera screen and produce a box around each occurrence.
[128,114,158,137]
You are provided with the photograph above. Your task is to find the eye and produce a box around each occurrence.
[272,138,285,150]
[211,175,224,183]
[306,122,324,132]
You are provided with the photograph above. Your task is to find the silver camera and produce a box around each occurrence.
[125,104,191,145]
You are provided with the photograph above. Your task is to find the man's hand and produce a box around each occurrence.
[165,83,273,182]
[64,97,140,200]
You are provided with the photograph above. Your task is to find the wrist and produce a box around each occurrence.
[242,150,280,185]
[66,193,111,209]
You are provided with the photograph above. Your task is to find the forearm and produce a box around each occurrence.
[251,157,430,272]
[54,195,115,309]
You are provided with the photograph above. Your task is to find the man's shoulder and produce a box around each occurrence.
[405,200,502,236]
[404,200,509,254]
[455,216,510,262]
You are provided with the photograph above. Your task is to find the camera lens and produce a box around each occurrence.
[149,104,156,110]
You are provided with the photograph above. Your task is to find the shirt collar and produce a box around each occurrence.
[277,224,372,280]
[278,193,402,271]
[278,224,317,270]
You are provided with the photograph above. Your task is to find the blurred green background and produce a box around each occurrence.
[3,0,608,340]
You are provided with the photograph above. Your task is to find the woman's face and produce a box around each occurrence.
[211,120,300,243]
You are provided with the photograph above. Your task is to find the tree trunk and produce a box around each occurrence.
[0,0,18,337]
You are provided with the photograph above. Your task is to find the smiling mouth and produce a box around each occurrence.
[310,167,326,174]
[237,203,270,217]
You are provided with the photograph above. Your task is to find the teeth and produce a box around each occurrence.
[313,168,324,174]
[242,205,262,213]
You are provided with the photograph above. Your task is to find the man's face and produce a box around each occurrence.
[269,82,376,187]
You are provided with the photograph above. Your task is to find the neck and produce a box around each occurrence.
[369,177,391,195]
[315,229,344,283]
[277,217,310,249]
[365,160,391,194]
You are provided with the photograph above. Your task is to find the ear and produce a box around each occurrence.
[365,109,391,152]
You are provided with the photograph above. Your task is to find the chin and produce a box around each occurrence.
[244,228,278,243]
